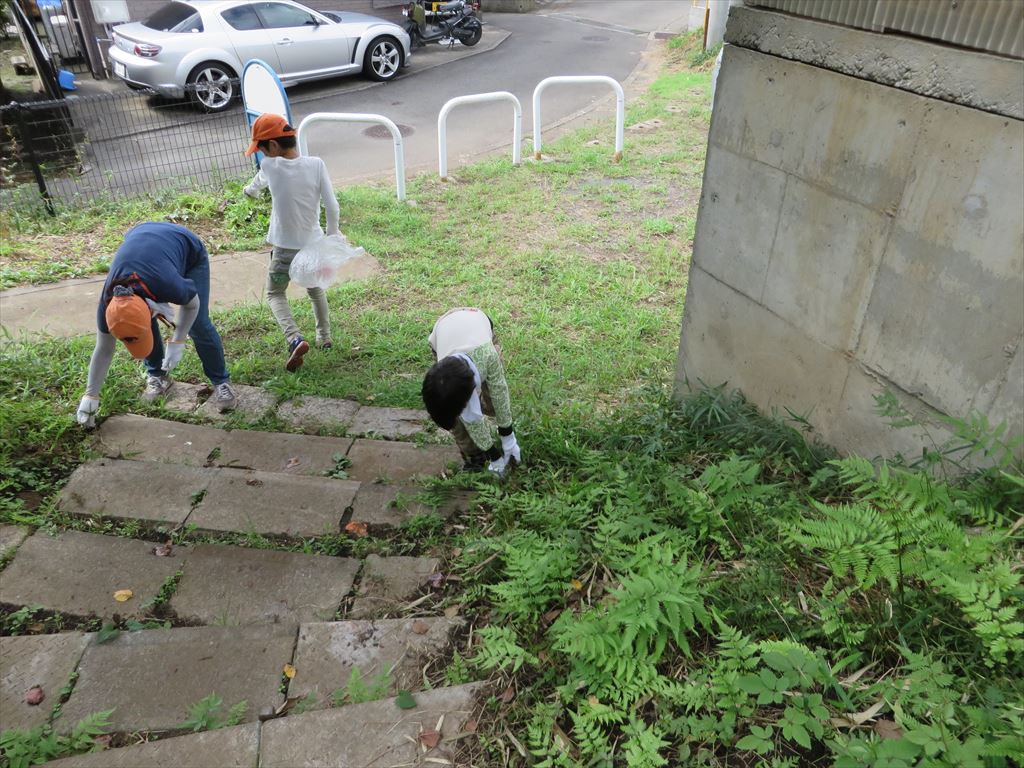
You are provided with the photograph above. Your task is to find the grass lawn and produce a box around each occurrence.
[1,33,1021,768]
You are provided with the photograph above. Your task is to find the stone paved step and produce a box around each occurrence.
[350,555,442,619]
[287,617,462,708]
[190,468,359,537]
[59,459,469,535]
[168,545,359,626]
[260,682,483,767]
[44,683,482,766]
[1,632,92,731]
[0,531,183,621]
[59,460,213,527]
[0,524,30,559]
[44,723,259,767]
[57,624,295,733]
[157,382,437,442]
[1,530,445,628]
[97,415,460,481]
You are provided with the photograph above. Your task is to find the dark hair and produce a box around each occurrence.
[421,356,475,430]
[258,135,297,152]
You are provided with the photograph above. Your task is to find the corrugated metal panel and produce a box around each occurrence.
[745,0,883,30]
[745,0,1023,58]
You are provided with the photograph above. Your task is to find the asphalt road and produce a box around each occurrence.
[289,1,690,183]
[56,0,690,201]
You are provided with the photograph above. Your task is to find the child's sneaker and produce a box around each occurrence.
[286,335,309,372]
[142,375,172,403]
[213,382,237,412]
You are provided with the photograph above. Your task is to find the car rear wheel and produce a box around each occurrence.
[363,36,402,82]
[187,61,237,113]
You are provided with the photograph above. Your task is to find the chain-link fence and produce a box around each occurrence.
[0,84,253,213]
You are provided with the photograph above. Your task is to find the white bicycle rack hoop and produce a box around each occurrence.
[297,112,407,201]
[438,91,522,180]
[532,76,625,162]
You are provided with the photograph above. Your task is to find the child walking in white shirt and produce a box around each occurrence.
[244,113,340,371]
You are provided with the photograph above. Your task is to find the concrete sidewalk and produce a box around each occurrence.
[0,250,381,341]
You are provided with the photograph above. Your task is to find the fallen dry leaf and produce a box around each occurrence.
[464,719,478,733]
[113,589,133,602]
[283,664,296,679]
[285,457,301,469]
[426,572,445,589]
[443,605,461,619]
[245,479,264,487]
[874,719,903,740]
[419,730,441,749]
[25,686,44,706]
[152,541,173,557]
[411,620,430,635]
[345,521,369,538]
[499,686,515,704]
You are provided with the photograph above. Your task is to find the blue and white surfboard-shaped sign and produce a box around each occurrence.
[241,59,293,166]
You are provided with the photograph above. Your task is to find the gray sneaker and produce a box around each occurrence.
[142,375,173,403]
[213,382,237,412]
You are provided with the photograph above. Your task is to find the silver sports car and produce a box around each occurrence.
[108,0,411,111]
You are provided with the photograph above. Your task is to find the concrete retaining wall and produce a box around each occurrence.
[675,9,1024,461]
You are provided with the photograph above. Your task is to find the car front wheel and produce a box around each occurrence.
[187,61,237,112]
[363,36,402,82]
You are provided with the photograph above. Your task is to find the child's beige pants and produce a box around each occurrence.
[266,246,331,343]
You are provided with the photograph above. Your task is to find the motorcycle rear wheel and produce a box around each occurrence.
[461,25,482,46]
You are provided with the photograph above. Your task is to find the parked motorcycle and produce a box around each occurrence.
[403,0,483,48]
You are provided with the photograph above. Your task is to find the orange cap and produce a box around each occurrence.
[105,293,153,359]
[245,113,296,157]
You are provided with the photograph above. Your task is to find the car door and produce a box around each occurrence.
[252,2,352,80]
[219,3,282,73]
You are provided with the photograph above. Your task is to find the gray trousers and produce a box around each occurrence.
[267,246,331,343]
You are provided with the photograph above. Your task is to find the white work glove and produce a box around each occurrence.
[76,396,99,428]
[162,341,185,372]
[243,184,260,199]
[488,432,521,477]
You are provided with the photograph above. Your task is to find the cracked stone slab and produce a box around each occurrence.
[345,439,460,483]
[346,406,432,440]
[159,381,210,415]
[197,383,277,423]
[348,484,471,528]
[97,415,224,467]
[42,723,259,767]
[0,524,30,559]
[0,531,184,620]
[57,625,294,733]
[170,545,359,626]
[216,430,354,476]
[349,555,440,619]
[287,618,463,708]
[276,396,361,434]
[188,468,359,537]
[59,460,214,526]
[260,682,483,767]
[1,633,92,731]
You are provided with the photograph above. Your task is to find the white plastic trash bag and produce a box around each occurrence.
[289,234,364,290]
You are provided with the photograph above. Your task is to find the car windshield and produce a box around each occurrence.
[143,3,204,33]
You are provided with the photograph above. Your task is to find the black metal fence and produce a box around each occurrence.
[0,84,254,212]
